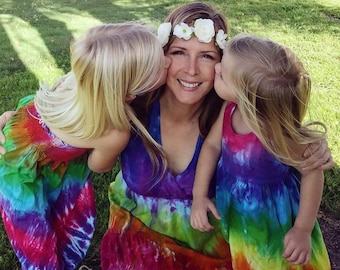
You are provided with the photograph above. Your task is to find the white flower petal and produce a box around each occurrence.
[174,22,193,40]
[216,29,228,49]
[193,19,215,43]
[157,22,171,47]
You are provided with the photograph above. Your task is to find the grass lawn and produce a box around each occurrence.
[0,0,339,269]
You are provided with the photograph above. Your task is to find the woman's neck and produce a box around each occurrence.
[159,91,202,175]
[160,91,202,124]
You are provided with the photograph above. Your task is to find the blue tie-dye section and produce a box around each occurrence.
[216,103,301,233]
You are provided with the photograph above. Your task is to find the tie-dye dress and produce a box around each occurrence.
[216,102,330,269]
[0,95,96,270]
[101,99,232,270]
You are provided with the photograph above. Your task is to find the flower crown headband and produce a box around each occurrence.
[157,18,228,50]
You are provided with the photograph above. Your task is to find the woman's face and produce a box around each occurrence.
[165,37,220,105]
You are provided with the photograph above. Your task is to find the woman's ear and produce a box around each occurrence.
[125,94,136,103]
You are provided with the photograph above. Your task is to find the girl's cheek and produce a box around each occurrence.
[150,56,172,91]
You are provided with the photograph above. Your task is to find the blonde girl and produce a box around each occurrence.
[191,34,330,269]
[0,22,167,270]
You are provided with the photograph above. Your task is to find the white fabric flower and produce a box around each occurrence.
[157,19,226,49]
[157,22,171,47]
[216,29,228,49]
[193,19,215,43]
[173,22,193,40]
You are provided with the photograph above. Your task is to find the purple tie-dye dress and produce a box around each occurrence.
[0,95,96,270]
[101,99,232,270]
[215,102,330,269]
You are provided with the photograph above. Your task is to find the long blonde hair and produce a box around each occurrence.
[35,23,166,166]
[227,34,327,166]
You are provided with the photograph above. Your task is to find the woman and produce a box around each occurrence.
[0,2,333,269]
[99,2,333,270]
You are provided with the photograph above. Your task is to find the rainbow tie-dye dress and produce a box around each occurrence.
[216,102,330,269]
[101,99,232,270]
[0,95,96,270]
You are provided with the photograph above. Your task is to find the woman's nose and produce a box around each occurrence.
[185,57,199,75]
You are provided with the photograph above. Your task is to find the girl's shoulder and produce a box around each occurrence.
[60,128,130,152]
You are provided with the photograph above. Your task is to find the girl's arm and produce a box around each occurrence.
[0,110,129,172]
[59,127,130,173]
[49,125,130,173]
[86,129,130,173]
[190,103,226,232]
[0,111,335,169]
[282,143,325,265]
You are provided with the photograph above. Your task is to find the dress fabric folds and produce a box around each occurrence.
[0,95,95,270]
[101,99,232,270]
[215,102,330,269]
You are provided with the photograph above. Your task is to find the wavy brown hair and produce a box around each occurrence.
[133,2,229,138]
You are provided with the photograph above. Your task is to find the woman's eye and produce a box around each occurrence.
[170,50,184,55]
[202,54,215,60]
[203,54,214,60]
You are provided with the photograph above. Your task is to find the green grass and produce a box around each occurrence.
[0,0,339,268]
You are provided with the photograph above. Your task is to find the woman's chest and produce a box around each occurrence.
[161,122,199,175]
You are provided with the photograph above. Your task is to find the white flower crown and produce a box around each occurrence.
[157,18,228,50]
